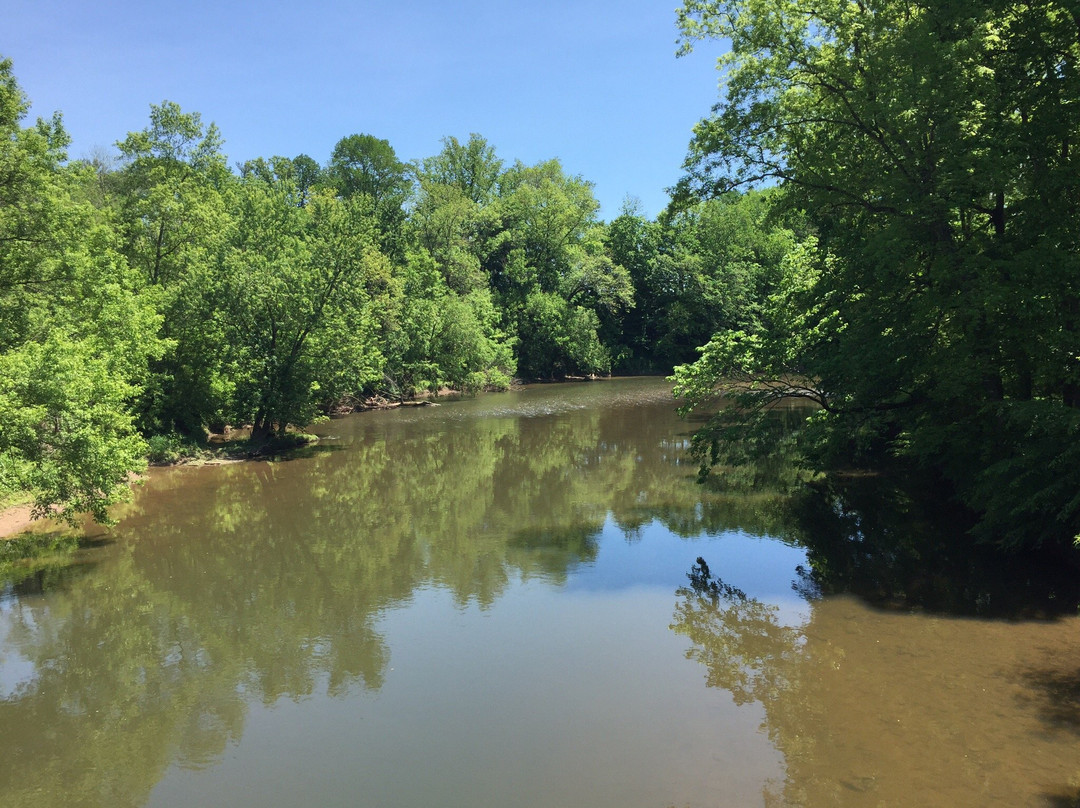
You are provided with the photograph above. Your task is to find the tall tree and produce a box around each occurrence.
[326,134,410,257]
[673,0,1080,548]
[411,134,505,293]
[0,58,161,522]
[113,102,234,434]
[114,101,230,287]
[217,181,391,439]
[326,134,409,206]
[488,159,634,376]
[417,133,503,204]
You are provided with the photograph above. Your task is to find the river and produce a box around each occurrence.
[1,377,1078,806]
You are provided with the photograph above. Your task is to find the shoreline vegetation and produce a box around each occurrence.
[5,0,1080,559]
[5,50,763,535]
[0,376,607,543]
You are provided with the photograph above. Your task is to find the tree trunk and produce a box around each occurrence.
[251,411,273,444]
[1065,383,1080,409]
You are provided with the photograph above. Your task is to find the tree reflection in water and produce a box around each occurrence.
[3,379,1080,806]
[672,474,1080,807]
[0,381,712,806]
[673,556,805,708]
[789,472,1080,619]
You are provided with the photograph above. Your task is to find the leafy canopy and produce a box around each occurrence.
[673,0,1080,548]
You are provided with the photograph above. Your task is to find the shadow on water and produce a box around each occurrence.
[673,421,1080,804]
[246,440,348,461]
[507,522,602,582]
[786,471,1080,619]
[694,398,1080,619]
[672,549,1080,807]
[1044,790,1080,808]
[3,561,99,599]
[1020,665,1080,735]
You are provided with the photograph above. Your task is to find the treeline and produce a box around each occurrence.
[0,57,796,522]
[5,0,1078,556]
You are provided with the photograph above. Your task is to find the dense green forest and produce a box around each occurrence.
[2,0,1079,553]
[0,56,796,525]
[671,0,1080,551]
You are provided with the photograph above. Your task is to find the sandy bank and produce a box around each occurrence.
[0,504,49,541]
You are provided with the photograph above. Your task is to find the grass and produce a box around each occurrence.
[0,489,33,512]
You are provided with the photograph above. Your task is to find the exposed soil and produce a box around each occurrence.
[0,504,60,541]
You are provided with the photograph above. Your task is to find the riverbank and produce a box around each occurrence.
[0,432,317,542]
[1,378,602,542]
[0,503,42,540]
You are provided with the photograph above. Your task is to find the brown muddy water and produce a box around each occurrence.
[1,377,1078,806]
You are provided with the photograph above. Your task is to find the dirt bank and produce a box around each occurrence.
[0,504,49,541]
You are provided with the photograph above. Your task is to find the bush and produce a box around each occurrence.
[146,433,186,464]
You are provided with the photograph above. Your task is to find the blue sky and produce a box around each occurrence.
[2,0,727,219]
